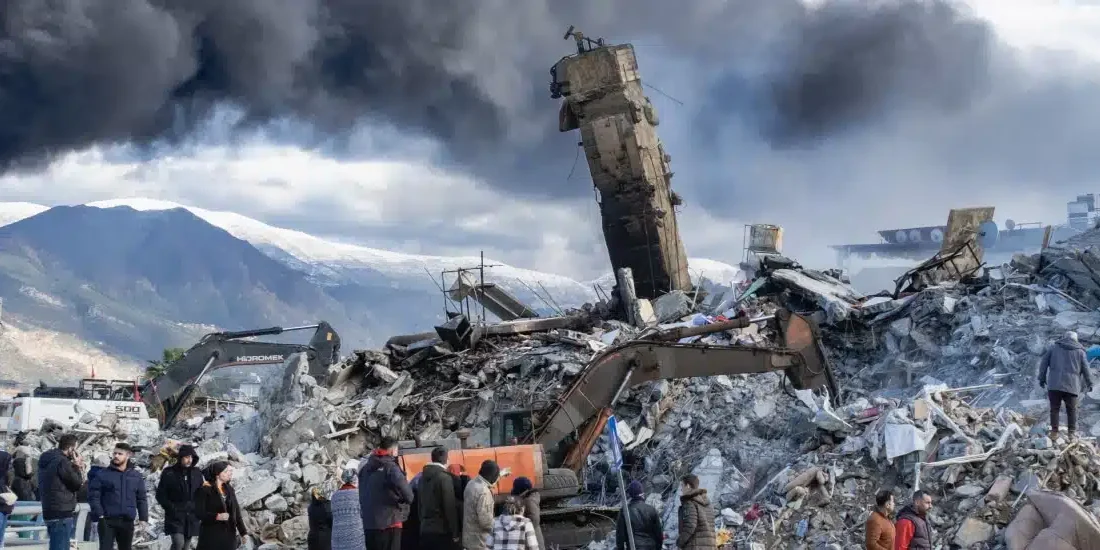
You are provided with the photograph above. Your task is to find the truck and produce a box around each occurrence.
[400,308,840,547]
[140,322,341,427]
[2,379,150,434]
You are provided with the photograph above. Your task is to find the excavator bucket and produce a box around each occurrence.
[775,309,842,404]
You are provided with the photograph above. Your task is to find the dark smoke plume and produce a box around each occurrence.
[0,0,1083,214]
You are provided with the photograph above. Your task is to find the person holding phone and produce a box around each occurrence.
[194,462,247,550]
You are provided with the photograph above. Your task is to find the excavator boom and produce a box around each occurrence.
[531,309,840,449]
[142,322,340,427]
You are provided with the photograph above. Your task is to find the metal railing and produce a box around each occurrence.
[4,502,96,548]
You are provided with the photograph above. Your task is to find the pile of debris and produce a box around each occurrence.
[716,382,1100,549]
[17,238,1100,549]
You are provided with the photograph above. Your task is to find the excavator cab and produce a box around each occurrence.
[490,408,535,447]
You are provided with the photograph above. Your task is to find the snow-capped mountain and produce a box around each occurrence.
[0,198,744,306]
[82,198,602,307]
[0,198,743,385]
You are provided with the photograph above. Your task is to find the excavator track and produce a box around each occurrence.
[540,505,620,549]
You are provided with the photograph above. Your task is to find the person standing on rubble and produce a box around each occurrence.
[864,490,895,550]
[616,481,664,550]
[893,490,933,550]
[418,447,460,550]
[88,443,148,550]
[359,437,415,550]
[38,434,85,550]
[156,445,203,550]
[1039,330,1094,440]
[194,462,248,550]
[676,475,716,550]
[509,477,544,550]
[462,460,499,550]
[332,469,367,550]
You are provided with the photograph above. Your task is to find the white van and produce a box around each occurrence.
[4,379,150,433]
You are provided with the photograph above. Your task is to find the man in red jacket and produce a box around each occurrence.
[894,491,933,550]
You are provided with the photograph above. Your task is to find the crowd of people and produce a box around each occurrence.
[0,432,725,550]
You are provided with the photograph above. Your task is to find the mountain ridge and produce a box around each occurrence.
[0,199,743,385]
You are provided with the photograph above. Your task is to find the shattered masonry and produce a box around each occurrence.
[14,226,1100,549]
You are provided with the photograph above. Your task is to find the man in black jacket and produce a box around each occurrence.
[38,434,84,550]
[88,443,148,550]
[617,481,664,550]
[419,447,459,550]
[359,436,414,550]
[156,445,203,550]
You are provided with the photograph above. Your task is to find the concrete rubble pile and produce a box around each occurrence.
[20,244,1100,549]
[721,382,1100,549]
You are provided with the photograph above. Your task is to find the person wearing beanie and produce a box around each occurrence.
[358,437,414,550]
[616,481,664,550]
[462,460,499,550]
[509,477,544,550]
[156,444,203,550]
[331,469,366,550]
[308,487,333,550]
[194,462,248,550]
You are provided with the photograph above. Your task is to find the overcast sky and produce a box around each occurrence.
[1,0,1099,280]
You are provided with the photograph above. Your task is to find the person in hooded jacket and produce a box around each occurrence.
[616,481,663,550]
[676,475,716,550]
[486,497,539,550]
[1040,331,1095,439]
[509,477,544,550]
[156,445,203,550]
[331,469,366,550]
[358,437,414,550]
[194,462,247,550]
[308,487,333,550]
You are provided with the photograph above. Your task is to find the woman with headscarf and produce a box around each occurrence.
[194,461,248,550]
[330,469,366,550]
[307,487,333,550]
[509,477,544,550]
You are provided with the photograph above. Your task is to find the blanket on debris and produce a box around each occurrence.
[1005,490,1100,550]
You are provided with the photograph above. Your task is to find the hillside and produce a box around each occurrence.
[0,205,362,364]
[0,200,744,385]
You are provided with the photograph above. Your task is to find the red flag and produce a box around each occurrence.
[90,365,97,379]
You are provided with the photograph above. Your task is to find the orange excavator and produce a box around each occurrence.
[400,308,840,548]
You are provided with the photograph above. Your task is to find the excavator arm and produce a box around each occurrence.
[141,322,340,427]
[529,309,840,462]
